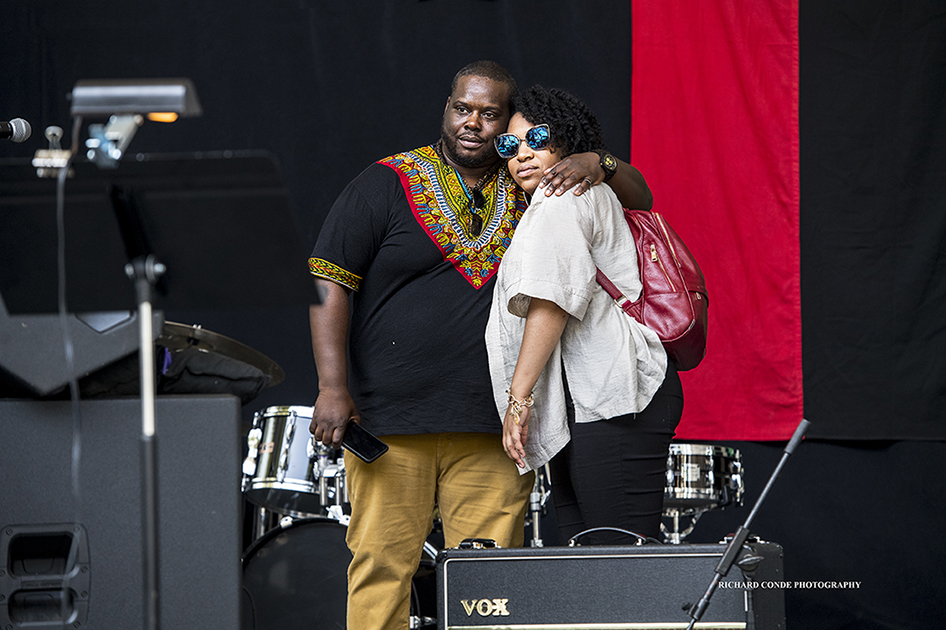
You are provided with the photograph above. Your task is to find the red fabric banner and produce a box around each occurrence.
[631,0,801,440]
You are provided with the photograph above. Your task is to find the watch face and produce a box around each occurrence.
[603,154,618,172]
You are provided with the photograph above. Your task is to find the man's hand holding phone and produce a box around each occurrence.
[340,421,388,463]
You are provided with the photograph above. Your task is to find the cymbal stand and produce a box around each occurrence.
[661,509,704,545]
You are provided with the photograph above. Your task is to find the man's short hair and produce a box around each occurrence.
[450,60,519,104]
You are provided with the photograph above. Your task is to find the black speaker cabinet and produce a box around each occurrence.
[436,541,785,629]
[0,396,242,630]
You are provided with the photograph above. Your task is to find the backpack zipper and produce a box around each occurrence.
[651,242,675,291]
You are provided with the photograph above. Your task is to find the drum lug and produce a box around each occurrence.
[242,427,263,479]
[326,505,350,525]
[276,411,297,483]
[278,515,295,529]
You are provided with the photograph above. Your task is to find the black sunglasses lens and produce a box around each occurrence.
[470,213,483,237]
[472,189,485,209]
[469,190,486,237]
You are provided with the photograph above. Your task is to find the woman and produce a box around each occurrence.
[485,86,683,544]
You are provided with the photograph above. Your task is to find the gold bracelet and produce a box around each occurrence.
[506,390,535,425]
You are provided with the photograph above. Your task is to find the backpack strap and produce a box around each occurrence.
[596,267,632,313]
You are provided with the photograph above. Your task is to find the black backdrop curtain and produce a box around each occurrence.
[800,0,946,440]
[1,2,635,425]
[4,1,945,442]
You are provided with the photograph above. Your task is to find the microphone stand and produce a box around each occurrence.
[685,418,811,630]
[127,255,165,630]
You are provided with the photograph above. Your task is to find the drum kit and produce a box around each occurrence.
[239,402,746,627]
[139,321,748,626]
[240,405,438,629]
[662,443,745,544]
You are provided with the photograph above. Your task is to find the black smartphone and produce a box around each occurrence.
[341,421,389,463]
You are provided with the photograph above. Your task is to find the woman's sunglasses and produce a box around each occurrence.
[494,124,551,159]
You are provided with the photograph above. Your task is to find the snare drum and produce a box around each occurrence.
[663,443,744,514]
[242,405,348,516]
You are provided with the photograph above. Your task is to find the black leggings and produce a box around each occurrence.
[549,361,683,544]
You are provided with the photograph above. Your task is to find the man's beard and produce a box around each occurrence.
[440,125,499,170]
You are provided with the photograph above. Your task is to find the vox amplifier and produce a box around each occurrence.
[435,541,785,629]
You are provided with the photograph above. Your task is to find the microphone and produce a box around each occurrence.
[1,118,32,142]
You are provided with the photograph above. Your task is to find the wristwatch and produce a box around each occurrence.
[595,150,618,181]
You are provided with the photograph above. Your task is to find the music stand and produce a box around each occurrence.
[0,151,319,630]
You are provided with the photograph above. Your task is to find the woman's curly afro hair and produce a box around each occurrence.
[511,85,606,157]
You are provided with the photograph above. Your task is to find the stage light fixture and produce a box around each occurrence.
[69,79,202,168]
[70,79,202,117]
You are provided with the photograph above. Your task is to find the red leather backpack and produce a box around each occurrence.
[596,209,709,371]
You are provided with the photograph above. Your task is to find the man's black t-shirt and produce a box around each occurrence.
[309,145,527,435]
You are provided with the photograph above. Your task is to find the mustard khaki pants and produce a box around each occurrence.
[343,432,533,630]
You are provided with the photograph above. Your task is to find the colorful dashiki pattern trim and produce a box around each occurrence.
[308,257,362,291]
[379,145,527,290]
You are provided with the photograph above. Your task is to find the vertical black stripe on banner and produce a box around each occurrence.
[800,0,946,440]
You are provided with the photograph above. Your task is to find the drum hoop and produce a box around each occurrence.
[241,516,347,563]
[664,488,720,500]
[246,479,319,494]
[669,443,741,459]
[258,405,315,419]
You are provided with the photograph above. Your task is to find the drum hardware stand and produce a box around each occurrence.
[320,461,350,525]
[410,542,439,630]
[684,419,810,630]
[410,614,437,629]
[311,432,349,524]
[248,507,302,544]
[661,509,704,545]
[528,465,552,547]
[250,506,272,543]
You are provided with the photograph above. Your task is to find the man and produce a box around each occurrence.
[308,60,652,629]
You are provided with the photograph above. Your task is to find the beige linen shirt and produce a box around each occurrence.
[485,184,667,473]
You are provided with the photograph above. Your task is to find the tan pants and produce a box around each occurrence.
[344,432,533,630]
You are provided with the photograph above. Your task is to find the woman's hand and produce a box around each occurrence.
[540,152,603,197]
[503,403,531,468]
